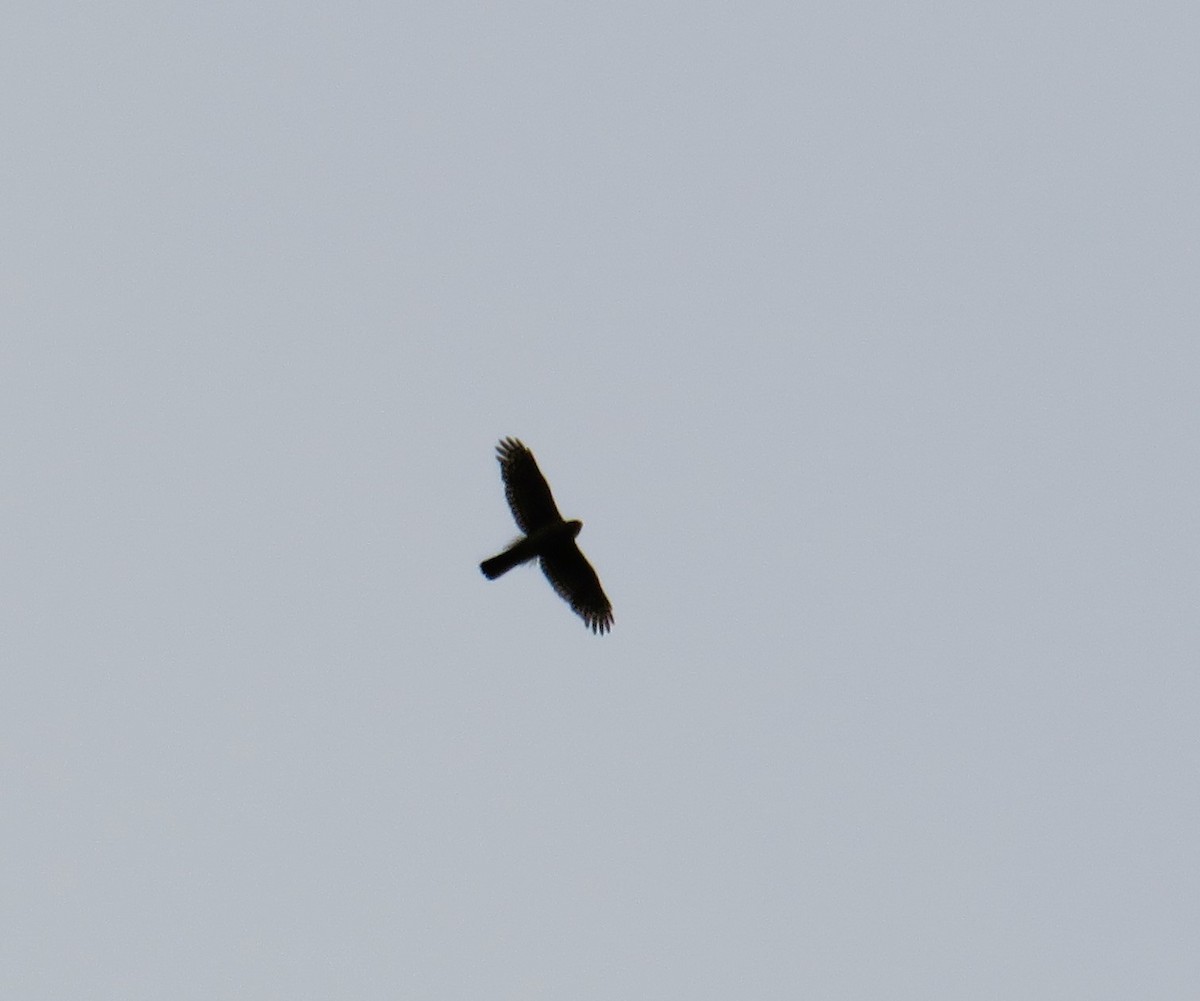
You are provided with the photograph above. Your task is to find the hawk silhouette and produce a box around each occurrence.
[480,437,613,634]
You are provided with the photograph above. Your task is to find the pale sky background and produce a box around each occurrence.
[3,2,1198,998]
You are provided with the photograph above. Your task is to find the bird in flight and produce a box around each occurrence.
[480,437,613,634]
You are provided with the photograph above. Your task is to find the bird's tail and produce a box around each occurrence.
[480,537,537,579]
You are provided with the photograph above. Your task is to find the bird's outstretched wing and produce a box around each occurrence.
[540,539,613,635]
[496,437,562,533]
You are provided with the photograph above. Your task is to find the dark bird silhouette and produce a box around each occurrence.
[480,437,613,634]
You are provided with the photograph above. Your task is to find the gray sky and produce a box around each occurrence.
[3,2,1198,998]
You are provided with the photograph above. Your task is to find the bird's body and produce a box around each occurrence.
[480,438,613,634]
[480,519,582,580]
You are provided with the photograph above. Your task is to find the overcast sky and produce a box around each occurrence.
[3,2,1198,998]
